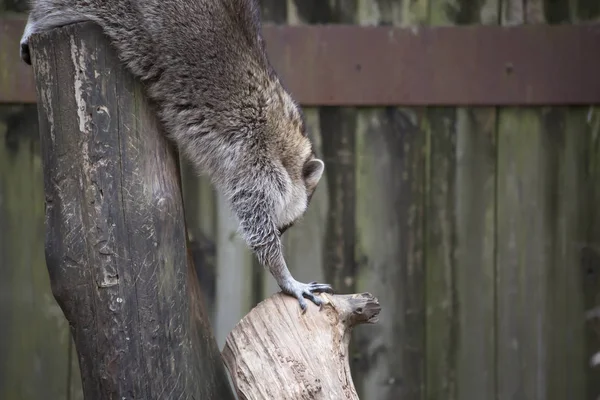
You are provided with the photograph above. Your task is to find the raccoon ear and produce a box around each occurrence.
[303,158,324,189]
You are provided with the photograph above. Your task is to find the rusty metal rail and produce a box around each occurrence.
[1,17,600,106]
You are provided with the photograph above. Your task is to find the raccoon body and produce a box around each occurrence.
[21,0,333,309]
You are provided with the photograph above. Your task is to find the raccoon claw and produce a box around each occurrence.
[281,279,334,312]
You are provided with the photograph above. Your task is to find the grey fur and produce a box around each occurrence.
[21,0,333,310]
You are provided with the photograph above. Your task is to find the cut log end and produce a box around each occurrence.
[222,292,381,400]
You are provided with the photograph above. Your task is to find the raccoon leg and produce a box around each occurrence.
[279,278,335,311]
[258,246,335,310]
[20,8,91,65]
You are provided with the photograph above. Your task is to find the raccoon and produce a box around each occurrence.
[20,0,333,310]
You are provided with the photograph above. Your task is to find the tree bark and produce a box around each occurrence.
[29,22,235,400]
[222,292,381,400]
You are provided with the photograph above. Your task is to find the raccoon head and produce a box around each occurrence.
[275,154,324,236]
[267,91,325,236]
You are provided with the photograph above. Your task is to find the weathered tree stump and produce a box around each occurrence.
[222,292,381,399]
[29,22,235,399]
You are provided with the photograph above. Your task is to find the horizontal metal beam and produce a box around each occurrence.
[1,16,600,106]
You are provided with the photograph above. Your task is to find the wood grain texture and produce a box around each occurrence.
[497,2,588,400]
[583,106,600,400]
[496,104,588,399]
[351,2,427,399]
[453,108,498,399]
[214,191,255,349]
[355,107,426,400]
[425,1,499,400]
[29,22,234,399]
[181,161,218,322]
[496,109,549,400]
[222,292,381,400]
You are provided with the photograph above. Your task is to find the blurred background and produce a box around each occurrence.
[2,0,600,399]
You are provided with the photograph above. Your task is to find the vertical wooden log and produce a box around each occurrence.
[29,22,234,399]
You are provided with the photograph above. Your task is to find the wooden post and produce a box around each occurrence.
[222,292,381,399]
[28,22,235,399]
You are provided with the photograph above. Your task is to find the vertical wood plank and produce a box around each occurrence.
[213,190,255,349]
[496,105,588,400]
[497,2,589,400]
[550,109,588,400]
[181,163,218,321]
[423,106,459,400]
[496,109,548,400]
[571,6,600,400]
[583,106,600,400]
[355,108,426,400]
[454,109,498,399]
[0,106,73,400]
[351,1,427,399]
[424,1,499,400]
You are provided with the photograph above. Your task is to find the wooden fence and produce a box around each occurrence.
[1,0,600,399]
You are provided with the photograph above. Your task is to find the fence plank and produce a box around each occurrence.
[424,1,499,400]
[583,107,600,400]
[355,108,426,400]
[496,108,549,400]
[548,110,588,400]
[568,5,600,399]
[424,106,459,400]
[181,164,217,321]
[454,109,498,399]
[214,191,255,349]
[496,106,590,400]
[351,2,427,399]
[497,3,590,400]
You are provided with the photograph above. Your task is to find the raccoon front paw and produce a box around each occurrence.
[280,279,335,312]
